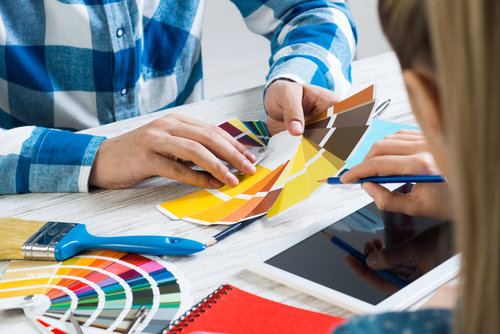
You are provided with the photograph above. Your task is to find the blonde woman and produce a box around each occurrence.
[333,0,499,333]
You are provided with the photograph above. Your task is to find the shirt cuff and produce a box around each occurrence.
[27,128,106,193]
[266,55,330,91]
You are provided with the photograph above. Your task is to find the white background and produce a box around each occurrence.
[201,0,392,99]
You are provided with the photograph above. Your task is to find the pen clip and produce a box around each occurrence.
[374,99,391,118]
[70,310,84,334]
[124,304,148,334]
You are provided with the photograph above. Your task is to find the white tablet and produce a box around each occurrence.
[246,183,460,314]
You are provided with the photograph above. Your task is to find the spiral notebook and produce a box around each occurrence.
[164,284,346,334]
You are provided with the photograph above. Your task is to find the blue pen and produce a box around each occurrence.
[322,231,408,288]
[319,175,446,185]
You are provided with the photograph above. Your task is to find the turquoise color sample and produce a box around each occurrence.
[345,119,419,168]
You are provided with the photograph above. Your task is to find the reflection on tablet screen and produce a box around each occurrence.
[265,184,456,305]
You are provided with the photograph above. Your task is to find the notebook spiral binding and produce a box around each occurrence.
[161,284,232,334]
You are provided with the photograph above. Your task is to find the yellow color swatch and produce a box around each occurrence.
[187,162,287,225]
[1,266,57,280]
[186,198,248,224]
[158,189,225,220]
[85,250,105,257]
[222,166,271,198]
[0,287,45,299]
[0,277,50,290]
[157,165,272,220]
[272,155,295,189]
[75,257,97,267]
[56,267,72,277]
[45,277,63,290]
[304,137,346,171]
[302,138,342,194]
[5,261,57,271]
[62,257,81,266]
[267,143,310,219]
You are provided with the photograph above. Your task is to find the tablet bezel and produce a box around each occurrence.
[245,183,460,314]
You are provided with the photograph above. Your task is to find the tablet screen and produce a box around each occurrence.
[265,184,456,305]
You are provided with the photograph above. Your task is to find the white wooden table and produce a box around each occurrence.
[0,52,416,333]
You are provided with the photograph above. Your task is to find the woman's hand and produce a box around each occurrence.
[340,129,453,221]
[419,283,458,310]
[346,222,455,294]
[89,113,257,189]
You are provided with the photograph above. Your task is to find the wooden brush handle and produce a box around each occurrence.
[0,218,47,260]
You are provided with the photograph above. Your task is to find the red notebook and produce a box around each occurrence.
[164,284,346,334]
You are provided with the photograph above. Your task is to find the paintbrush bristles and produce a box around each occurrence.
[0,218,47,260]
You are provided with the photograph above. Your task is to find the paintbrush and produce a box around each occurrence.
[0,218,205,261]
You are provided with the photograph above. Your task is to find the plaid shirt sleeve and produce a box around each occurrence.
[0,0,355,194]
[0,126,105,194]
[233,0,357,98]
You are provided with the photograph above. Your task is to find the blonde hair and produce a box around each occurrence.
[380,0,500,333]
[378,0,433,72]
[428,1,500,333]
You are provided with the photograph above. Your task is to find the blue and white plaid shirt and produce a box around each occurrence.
[0,0,356,194]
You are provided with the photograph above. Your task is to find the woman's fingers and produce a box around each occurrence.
[363,138,428,162]
[341,154,438,183]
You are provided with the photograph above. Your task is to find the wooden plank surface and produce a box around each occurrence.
[0,52,417,332]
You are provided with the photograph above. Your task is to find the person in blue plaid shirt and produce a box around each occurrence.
[0,0,356,194]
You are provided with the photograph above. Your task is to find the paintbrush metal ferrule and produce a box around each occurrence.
[22,222,79,260]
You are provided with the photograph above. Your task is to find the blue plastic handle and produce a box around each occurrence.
[54,225,205,260]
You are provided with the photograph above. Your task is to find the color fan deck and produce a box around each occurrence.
[0,250,191,334]
[157,85,377,225]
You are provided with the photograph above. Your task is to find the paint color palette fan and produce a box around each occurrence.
[241,120,271,145]
[0,250,192,334]
[156,85,377,225]
[218,117,267,147]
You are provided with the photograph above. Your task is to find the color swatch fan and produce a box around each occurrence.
[157,85,377,225]
[0,250,192,334]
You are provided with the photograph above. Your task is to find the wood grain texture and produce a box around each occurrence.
[0,52,417,332]
[0,218,47,260]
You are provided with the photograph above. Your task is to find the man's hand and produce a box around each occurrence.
[89,113,257,190]
[340,129,453,221]
[264,79,341,136]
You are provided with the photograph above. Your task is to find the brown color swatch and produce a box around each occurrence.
[303,138,346,170]
[243,188,283,219]
[321,125,370,161]
[304,85,375,126]
[305,109,329,125]
[303,128,331,146]
[333,85,375,114]
[219,164,288,223]
[331,100,376,127]
[305,117,331,130]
